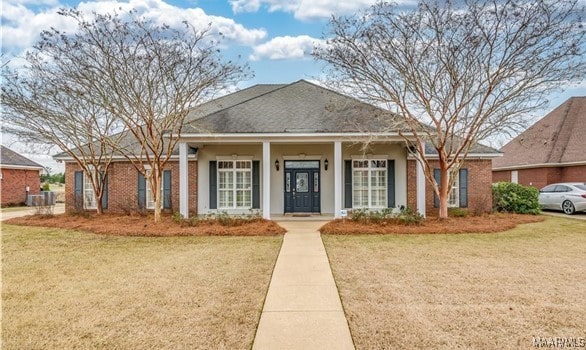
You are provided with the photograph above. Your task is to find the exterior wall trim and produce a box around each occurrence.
[493,161,586,171]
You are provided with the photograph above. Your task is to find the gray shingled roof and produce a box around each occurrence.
[182,80,401,134]
[1,146,44,168]
[493,96,586,168]
[54,80,499,159]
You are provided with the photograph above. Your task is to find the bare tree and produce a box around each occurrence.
[2,54,123,214]
[4,9,250,222]
[52,9,250,222]
[314,0,585,218]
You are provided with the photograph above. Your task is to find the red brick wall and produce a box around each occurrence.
[560,165,586,183]
[0,168,41,206]
[493,165,586,189]
[407,159,493,216]
[65,161,198,214]
[492,170,510,183]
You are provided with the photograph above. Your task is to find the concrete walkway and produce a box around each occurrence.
[252,221,354,350]
[1,203,65,221]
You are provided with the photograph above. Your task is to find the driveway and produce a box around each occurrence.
[542,210,586,221]
[1,203,65,221]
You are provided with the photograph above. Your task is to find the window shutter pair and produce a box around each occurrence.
[209,161,260,210]
[343,159,396,209]
[137,170,171,209]
[74,170,108,209]
[433,168,468,208]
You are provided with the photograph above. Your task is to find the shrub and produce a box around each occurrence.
[448,207,468,218]
[178,210,264,227]
[492,182,540,215]
[395,206,424,225]
[349,207,423,225]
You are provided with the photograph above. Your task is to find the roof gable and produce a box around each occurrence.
[182,80,398,134]
[493,97,586,168]
[0,146,44,169]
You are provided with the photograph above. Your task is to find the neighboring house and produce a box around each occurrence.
[493,97,586,189]
[0,146,44,206]
[56,80,499,218]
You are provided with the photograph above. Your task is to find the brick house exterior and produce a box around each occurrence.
[407,159,493,216]
[64,161,198,214]
[58,80,500,218]
[493,97,586,189]
[1,146,43,206]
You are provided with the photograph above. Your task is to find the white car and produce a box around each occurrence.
[539,183,586,215]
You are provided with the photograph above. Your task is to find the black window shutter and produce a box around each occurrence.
[209,161,217,209]
[74,171,83,206]
[137,172,146,209]
[459,168,468,208]
[344,160,352,208]
[101,172,108,209]
[163,170,172,209]
[387,160,395,208]
[433,168,441,208]
[252,161,260,209]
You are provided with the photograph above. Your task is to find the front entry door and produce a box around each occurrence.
[284,161,320,213]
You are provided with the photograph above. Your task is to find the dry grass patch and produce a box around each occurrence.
[5,213,286,236]
[320,213,543,234]
[323,217,586,349]
[2,225,282,349]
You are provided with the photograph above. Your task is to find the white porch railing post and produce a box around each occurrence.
[334,141,342,218]
[179,142,189,218]
[262,141,271,220]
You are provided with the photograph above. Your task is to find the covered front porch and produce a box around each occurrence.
[177,136,427,219]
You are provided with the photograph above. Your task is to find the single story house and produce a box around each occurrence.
[493,97,586,189]
[56,80,499,218]
[0,145,43,206]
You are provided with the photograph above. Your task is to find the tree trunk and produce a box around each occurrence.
[94,189,103,215]
[438,166,449,219]
[153,171,162,223]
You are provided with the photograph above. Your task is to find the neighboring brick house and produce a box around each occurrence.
[56,80,500,217]
[0,146,44,206]
[493,97,586,189]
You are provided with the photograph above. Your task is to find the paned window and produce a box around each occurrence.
[145,167,163,209]
[218,160,252,209]
[83,166,97,209]
[352,160,387,209]
[448,174,459,207]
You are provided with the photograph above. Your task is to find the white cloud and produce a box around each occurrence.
[250,35,324,61]
[1,0,267,52]
[230,0,415,20]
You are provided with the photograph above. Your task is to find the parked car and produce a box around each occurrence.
[539,183,586,215]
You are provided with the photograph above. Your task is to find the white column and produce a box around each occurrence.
[416,141,426,217]
[179,142,189,218]
[262,141,271,220]
[334,141,343,218]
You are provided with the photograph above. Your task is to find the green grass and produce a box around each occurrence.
[323,217,586,349]
[2,225,282,350]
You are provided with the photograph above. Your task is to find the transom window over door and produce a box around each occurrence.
[218,160,252,209]
[352,160,387,209]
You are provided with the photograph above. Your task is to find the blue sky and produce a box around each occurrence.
[2,0,585,170]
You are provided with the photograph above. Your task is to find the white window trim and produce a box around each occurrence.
[352,159,387,209]
[217,160,253,210]
[448,174,459,208]
[83,166,97,210]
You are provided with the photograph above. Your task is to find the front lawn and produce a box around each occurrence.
[323,217,586,349]
[2,225,282,349]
